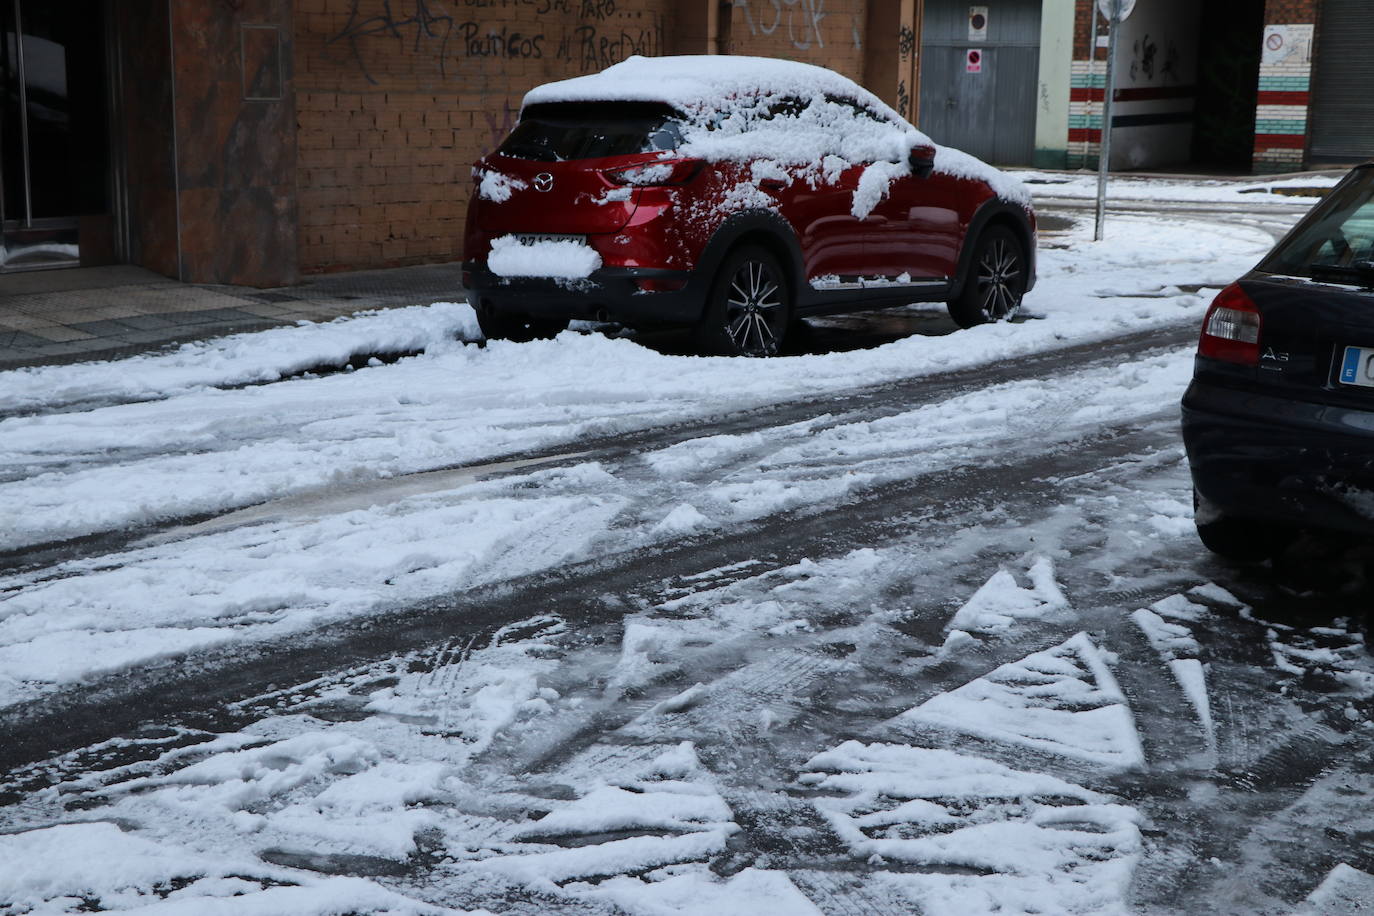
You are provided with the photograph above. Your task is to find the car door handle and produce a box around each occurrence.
[759,178,786,191]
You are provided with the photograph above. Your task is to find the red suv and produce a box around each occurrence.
[462,55,1036,356]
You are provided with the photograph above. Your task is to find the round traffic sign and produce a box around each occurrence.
[1095,0,1135,19]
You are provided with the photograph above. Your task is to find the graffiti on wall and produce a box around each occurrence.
[731,0,828,51]
[1129,34,1181,84]
[326,0,660,84]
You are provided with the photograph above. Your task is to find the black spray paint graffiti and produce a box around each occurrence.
[898,23,915,61]
[459,0,611,15]
[328,0,457,84]
[327,0,547,84]
[1130,35,1157,81]
[555,24,659,71]
[328,0,655,83]
[458,22,543,58]
[1130,35,1181,84]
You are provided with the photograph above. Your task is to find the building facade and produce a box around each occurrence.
[0,0,1367,286]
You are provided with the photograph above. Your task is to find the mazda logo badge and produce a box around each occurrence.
[533,172,554,192]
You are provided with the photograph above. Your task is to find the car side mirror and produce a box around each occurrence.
[909,145,936,179]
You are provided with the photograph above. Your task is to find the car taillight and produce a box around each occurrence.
[1198,283,1262,366]
[603,159,704,187]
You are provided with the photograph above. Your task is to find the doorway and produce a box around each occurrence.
[1190,0,1264,170]
[2,0,112,272]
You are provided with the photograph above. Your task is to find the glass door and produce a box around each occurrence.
[2,0,109,272]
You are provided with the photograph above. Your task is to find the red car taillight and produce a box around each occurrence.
[603,158,704,187]
[1198,283,1262,366]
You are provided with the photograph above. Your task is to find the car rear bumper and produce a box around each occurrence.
[1181,377,1374,536]
[463,262,705,328]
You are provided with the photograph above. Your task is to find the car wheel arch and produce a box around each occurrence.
[697,210,805,301]
[950,201,1036,302]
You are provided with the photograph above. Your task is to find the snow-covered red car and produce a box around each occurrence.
[462,55,1036,356]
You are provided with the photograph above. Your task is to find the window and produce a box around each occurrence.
[498,102,683,162]
[1264,169,1374,277]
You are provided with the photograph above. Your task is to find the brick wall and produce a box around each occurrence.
[291,0,907,274]
[1071,0,1095,60]
[294,0,681,273]
[1067,0,1103,168]
[723,0,871,87]
[1252,0,1319,172]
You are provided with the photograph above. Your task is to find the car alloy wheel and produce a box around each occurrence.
[699,245,791,357]
[948,225,1026,329]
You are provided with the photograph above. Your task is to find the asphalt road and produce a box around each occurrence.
[3,201,1372,913]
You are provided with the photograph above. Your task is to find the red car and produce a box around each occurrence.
[462,55,1036,356]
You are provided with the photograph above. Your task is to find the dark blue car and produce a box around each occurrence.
[1182,164,1374,559]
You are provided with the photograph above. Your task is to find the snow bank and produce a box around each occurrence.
[0,301,478,415]
[1012,168,1338,204]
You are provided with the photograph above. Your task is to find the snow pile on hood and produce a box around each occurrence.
[487,234,602,278]
[523,55,1029,208]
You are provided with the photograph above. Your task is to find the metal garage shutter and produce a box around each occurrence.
[1308,0,1374,163]
[918,0,1042,165]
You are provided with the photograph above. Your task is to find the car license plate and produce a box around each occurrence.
[1339,345,1374,387]
[514,233,585,246]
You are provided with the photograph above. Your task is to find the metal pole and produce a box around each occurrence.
[1093,4,1120,241]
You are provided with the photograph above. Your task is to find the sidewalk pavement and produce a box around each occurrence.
[0,263,466,372]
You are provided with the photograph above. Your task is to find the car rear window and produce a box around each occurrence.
[1262,167,1374,279]
[497,102,683,162]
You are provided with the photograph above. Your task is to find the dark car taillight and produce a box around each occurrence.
[1199,283,1262,366]
[603,158,704,187]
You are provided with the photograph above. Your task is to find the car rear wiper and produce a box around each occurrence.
[1310,260,1374,285]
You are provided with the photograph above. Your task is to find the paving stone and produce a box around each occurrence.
[0,330,54,349]
[26,326,97,343]
[69,319,143,336]
[116,314,181,330]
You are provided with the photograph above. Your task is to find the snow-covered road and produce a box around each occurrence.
[3,202,1373,914]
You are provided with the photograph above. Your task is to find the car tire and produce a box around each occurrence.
[1193,489,1294,561]
[948,225,1027,329]
[477,309,569,343]
[695,245,792,357]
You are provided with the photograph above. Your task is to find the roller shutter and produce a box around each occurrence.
[1308,0,1374,163]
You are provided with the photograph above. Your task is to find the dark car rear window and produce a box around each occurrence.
[1262,167,1374,279]
[497,102,683,162]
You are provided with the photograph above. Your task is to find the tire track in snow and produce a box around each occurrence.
[0,323,1196,573]
[0,417,1190,775]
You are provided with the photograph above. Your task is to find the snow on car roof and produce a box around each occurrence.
[521,55,1030,209]
[523,54,895,117]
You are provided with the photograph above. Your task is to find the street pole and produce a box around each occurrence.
[1093,3,1121,242]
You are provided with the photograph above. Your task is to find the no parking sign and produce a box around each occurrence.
[966,49,982,73]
